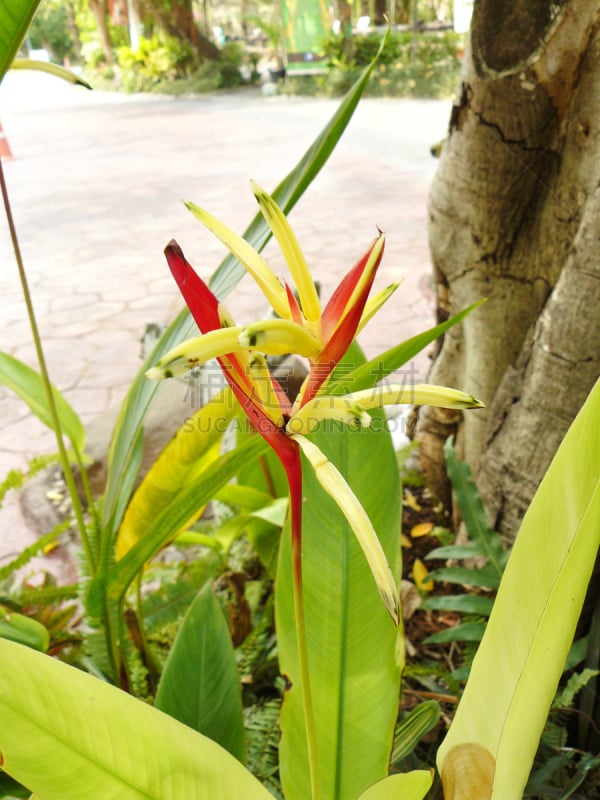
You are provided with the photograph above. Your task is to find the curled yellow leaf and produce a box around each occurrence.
[411,522,434,538]
[412,558,433,592]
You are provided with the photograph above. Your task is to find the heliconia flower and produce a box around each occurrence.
[146,185,483,625]
[144,188,485,800]
[183,181,398,405]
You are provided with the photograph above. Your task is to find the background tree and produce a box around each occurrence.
[88,0,116,63]
[416,0,600,539]
[143,0,221,60]
[28,0,78,62]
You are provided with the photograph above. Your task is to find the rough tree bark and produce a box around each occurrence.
[415,0,600,539]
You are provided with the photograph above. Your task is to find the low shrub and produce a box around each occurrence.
[282,30,462,99]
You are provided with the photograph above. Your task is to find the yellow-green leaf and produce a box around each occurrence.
[437,378,600,800]
[0,639,273,799]
[115,387,237,559]
[355,771,433,800]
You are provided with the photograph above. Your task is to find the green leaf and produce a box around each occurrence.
[354,771,433,800]
[0,771,30,798]
[0,0,40,82]
[425,544,490,560]
[427,564,501,591]
[0,639,273,799]
[106,434,269,605]
[327,300,486,395]
[579,600,600,751]
[155,584,245,763]
[276,409,402,799]
[141,554,222,634]
[558,752,600,799]
[245,517,282,576]
[101,309,197,535]
[444,438,506,575]
[421,594,494,616]
[0,352,85,453]
[424,621,486,645]
[0,610,49,652]
[437,378,600,800]
[217,483,276,511]
[115,388,237,560]
[0,521,69,582]
[102,49,386,538]
[552,668,599,710]
[390,700,441,766]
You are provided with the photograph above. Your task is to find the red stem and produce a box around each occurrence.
[282,446,320,800]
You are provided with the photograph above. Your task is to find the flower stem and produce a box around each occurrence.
[0,159,95,573]
[286,453,320,800]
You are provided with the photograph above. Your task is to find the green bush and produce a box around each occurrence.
[116,35,196,92]
[321,29,461,68]
[283,30,461,99]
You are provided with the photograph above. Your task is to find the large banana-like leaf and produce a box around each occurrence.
[354,771,433,800]
[276,412,402,800]
[437,378,600,800]
[0,0,40,82]
[155,583,245,763]
[104,433,270,607]
[115,387,237,559]
[0,352,85,453]
[0,639,273,799]
[101,39,389,539]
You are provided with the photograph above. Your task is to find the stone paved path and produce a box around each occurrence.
[0,71,450,559]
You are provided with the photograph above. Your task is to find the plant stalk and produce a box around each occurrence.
[286,453,320,800]
[0,158,95,572]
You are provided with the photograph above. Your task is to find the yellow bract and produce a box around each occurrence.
[251,180,322,329]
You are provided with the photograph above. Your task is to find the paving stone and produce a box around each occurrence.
[0,74,452,570]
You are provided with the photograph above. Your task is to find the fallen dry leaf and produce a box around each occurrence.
[411,521,434,538]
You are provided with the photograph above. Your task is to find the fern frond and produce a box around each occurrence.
[0,520,70,583]
[0,452,61,509]
[244,699,283,797]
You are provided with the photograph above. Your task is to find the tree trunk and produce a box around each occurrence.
[146,0,221,60]
[88,0,115,64]
[415,0,600,539]
[65,2,82,62]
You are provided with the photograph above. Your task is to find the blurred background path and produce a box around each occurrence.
[0,72,450,557]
